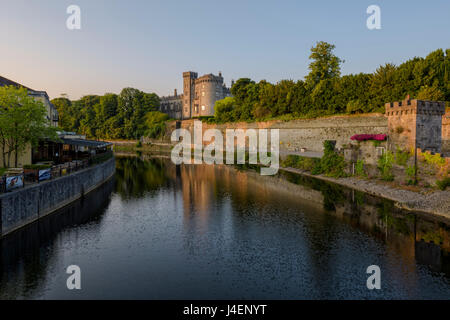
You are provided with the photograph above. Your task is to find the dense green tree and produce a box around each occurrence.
[51,88,160,140]
[416,85,445,101]
[305,41,344,88]
[0,86,59,167]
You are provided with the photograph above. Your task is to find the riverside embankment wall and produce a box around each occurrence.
[158,114,388,153]
[156,112,450,155]
[0,157,115,237]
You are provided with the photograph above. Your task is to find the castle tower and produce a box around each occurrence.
[182,71,198,119]
[385,95,446,153]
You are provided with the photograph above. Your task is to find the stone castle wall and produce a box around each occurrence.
[160,114,388,154]
[443,110,450,154]
[386,97,446,153]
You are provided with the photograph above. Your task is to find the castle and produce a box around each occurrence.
[159,71,231,120]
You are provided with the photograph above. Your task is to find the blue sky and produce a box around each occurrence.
[0,0,449,100]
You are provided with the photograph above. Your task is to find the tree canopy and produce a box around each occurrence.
[52,88,160,140]
[215,45,449,123]
[0,86,59,167]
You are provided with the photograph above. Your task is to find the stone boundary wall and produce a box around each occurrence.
[161,114,388,153]
[443,110,450,154]
[0,157,115,237]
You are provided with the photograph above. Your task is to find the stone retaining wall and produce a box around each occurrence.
[158,114,389,153]
[0,157,115,237]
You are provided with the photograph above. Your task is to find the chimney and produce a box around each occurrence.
[219,71,222,77]
[174,89,177,96]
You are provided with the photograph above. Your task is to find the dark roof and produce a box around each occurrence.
[61,138,112,148]
[0,75,33,90]
[0,76,50,98]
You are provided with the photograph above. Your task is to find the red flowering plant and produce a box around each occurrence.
[350,134,387,141]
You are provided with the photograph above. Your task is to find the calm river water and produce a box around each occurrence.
[1,155,449,299]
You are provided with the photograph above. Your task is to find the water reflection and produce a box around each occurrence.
[0,178,114,299]
[0,155,449,299]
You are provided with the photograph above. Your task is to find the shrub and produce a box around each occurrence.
[395,148,411,166]
[395,126,404,134]
[318,141,347,178]
[436,177,450,190]
[355,159,367,178]
[282,142,347,178]
[282,155,321,172]
[405,165,417,185]
[144,111,169,139]
[136,141,142,148]
[377,150,394,181]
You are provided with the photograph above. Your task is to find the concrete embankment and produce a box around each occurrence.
[0,157,115,237]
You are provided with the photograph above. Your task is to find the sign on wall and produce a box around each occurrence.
[38,169,51,182]
[6,175,23,191]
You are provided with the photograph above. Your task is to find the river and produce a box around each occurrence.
[0,155,449,299]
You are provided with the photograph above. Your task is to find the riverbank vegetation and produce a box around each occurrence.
[214,44,449,123]
[282,141,347,178]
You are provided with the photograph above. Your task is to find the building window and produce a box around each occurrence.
[202,91,205,97]
[201,105,206,111]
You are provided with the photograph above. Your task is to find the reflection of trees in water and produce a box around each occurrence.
[114,156,169,199]
[279,169,450,277]
[280,171,345,211]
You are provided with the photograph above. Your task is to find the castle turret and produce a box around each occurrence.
[183,71,198,120]
[386,95,446,153]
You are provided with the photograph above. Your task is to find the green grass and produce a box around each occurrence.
[436,177,450,191]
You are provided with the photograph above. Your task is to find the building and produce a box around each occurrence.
[159,71,231,120]
[385,95,446,153]
[33,131,112,164]
[0,76,59,167]
[0,76,58,127]
[159,89,183,120]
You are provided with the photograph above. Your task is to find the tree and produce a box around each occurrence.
[144,111,169,138]
[0,86,59,167]
[51,97,72,131]
[416,85,445,101]
[305,41,344,88]
[215,97,236,123]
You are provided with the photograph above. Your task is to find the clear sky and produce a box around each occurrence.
[0,0,449,100]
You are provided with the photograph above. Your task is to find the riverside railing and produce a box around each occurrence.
[0,151,113,194]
